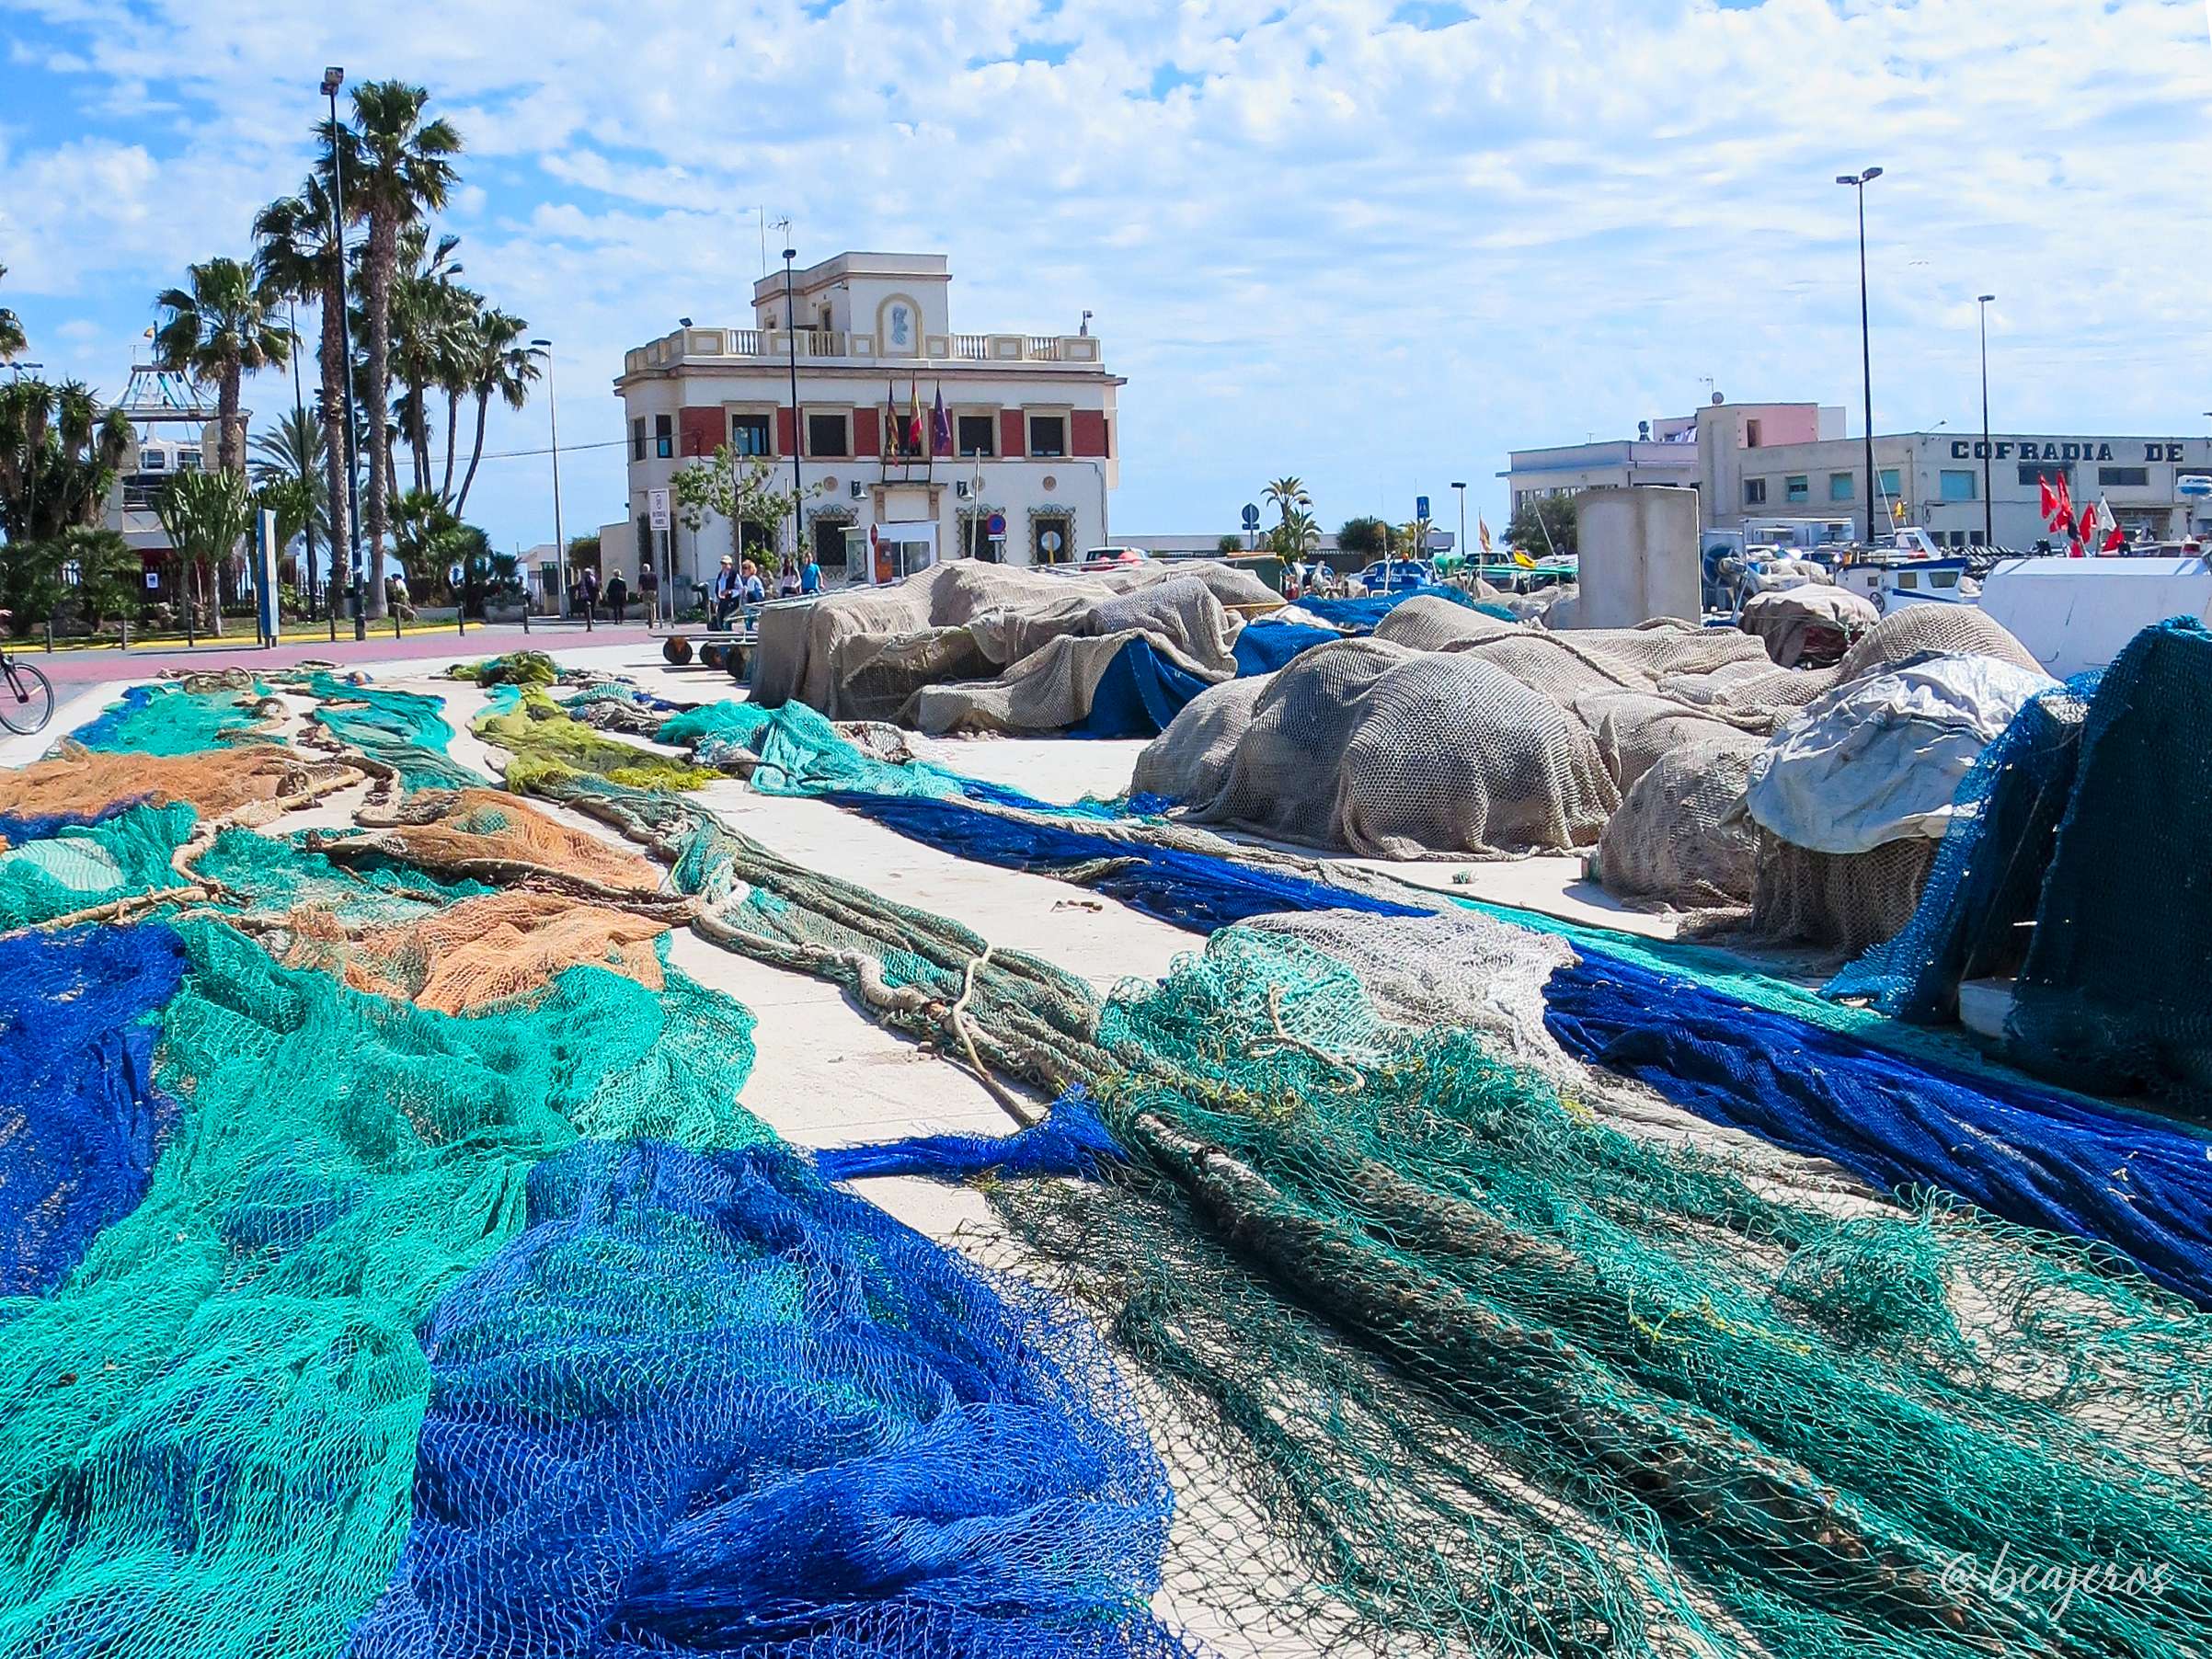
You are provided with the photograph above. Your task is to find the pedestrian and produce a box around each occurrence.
[711,555,742,628]
[775,559,801,600]
[604,569,628,621]
[800,551,822,595]
[579,566,600,619]
[637,559,659,626]
[740,558,766,608]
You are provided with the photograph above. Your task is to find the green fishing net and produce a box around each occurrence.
[476,689,722,795]
[70,681,275,757]
[0,802,198,927]
[302,672,489,793]
[447,651,559,687]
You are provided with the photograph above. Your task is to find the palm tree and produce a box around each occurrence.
[0,263,24,362]
[152,257,290,477]
[255,152,358,615]
[388,225,465,497]
[453,305,534,515]
[0,378,132,543]
[350,79,462,618]
[1263,475,1312,535]
[154,466,253,637]
[249,406,328,540]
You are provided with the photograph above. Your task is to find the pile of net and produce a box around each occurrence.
[1136,635,1621,857]
[987,918,2212,1659]
[1738,585,1879,668]
[70,675,282,755]
[750,559,1278,733]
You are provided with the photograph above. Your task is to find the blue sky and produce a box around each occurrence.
[3,0,2208,552]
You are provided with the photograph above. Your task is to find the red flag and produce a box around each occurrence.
[908,379,923,452]
[2053,476,2076,536]
[2039,477,2059,523]
[2102,525,2127,554]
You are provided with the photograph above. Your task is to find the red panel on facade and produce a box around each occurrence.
[775,406,797,457]
[853,406,880,461]
[1071,409,1108,458]
[678,406,722,458]
[1000,407,1026,460]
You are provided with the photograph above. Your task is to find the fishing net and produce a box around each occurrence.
[0,742,360,828]
[303,673,490,792]
[991,921,2212,1658]
[191,826,493,924]
[1571,688,1767,793]
[472,689,722,795]
[1827,676,2098,1022]
[1748,831,1939,955]
[1737,586,1877,669]
[1590,735,1765,910]
[447,650,559,686]
[1139,637,1619,857]
[0,801,199,927]
[0,923,187,1298]
[349,1137,1190,1659]
[0,916,768,1658]
[70,678,282,756]
[2008,617,2212,1109]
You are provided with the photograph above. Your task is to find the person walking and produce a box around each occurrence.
[712,555,743,629]
[740,559,766,610]
[775,559,801,600]
[603,569,628,622]
[800,551,822,595]
[637,559,659,628]
[579,566,600,620]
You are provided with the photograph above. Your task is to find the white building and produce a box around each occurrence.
[1505,400,1843,521]
[608,252,1122,595]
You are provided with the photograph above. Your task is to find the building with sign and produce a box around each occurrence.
[1507,397,2212,549]
[606,251,1123,597]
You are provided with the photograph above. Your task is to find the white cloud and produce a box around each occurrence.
[1,0,2206,542]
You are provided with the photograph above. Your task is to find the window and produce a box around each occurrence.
[177,449,202,473]
[1940,469,1977,502]
[1878,468,1901,500]
[1828,473,1854,501]
[806,412,849,458]
[1968,529,1988,547]
[1745,418,1763,448]
[2099,465,2149,488]
[2019,462,2072,489]
[1032,512,1074,564]
[1743,477,1768,506]
[731,413,772,457]
[653,415,672,460]
[1784,475,1809,503]
[1948,531,1968,549]
[143,450,167,472]
[957,414,996,457]
[1027,414,1066,458]
[631,418,647,462]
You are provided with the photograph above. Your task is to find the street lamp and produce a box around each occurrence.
[1450,481,1467,566]
[1977,294,1996,550]
[529,338,565,614]
[324,64,367,640]
[782,246,803,566]
[286,298,317,619]
[1836,166,1884,539]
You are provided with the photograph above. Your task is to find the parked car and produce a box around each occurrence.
[1077,546,1150,570]
[1358,559,1433,593]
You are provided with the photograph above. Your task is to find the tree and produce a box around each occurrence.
[249,406,328,542]
[1507,493,1577,560]
[256,152,359,617]
[350,79,462,618]
[390,487,474,600]
[1215,533,1244,555]
[1267,507,1320,561]
[671,445,810,569]
[0,378,132,547]
[386,224,466,498]
[1337,516,1388,558]
[255,474,318,582]
[152,257,290,477]
[155,467,253,637]
[0,263,24,362]
[453,305,533,515]
[53,526,142,633]
[1263,475,1311,536]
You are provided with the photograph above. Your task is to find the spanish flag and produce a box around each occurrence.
[1477,516,1493,560]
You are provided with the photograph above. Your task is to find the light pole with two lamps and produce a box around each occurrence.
[528,338,565,614]
[323,65,367,639]
[1977,293,1996,550]
[1836,166,1884,539]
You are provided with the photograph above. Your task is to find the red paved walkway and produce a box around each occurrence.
[29,624,656,684]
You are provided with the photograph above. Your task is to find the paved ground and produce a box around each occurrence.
[26,622,654,683]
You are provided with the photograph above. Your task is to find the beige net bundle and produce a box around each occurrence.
[1589,735,1766,910]
[1663,605,2044,723]
[1570,688,1769,794]
[274,890,670,1014]
[1748,831,1939,955]
[1738,586,1879,669]
[1140,637,1619,858]
[307,787,672,899]
[0,742,360,827]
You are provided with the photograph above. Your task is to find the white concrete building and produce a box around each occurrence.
[609,252,1121,596]
[1504,401,1843,521]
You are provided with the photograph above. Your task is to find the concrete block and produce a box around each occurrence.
[1574,486,1702,628]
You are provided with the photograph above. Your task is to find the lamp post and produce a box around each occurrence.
[286,299,316,619]
[1836,166,1884,540]
[324,65,366,640]
[1450,481,1467,568]
[782,246,803,567]
[1977,293,1996,550]
[529,338,565,614]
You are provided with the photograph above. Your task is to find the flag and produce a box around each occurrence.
[1513,549,1536,569]
[884,381,898,459]
[908,379,923,453]
[2039,477,2059,524]
[2102,523,2127,554]
[1891,497,1908,523]
[931,383,950,456]
[2053,476,2076,536]
[1477,516,1493,560]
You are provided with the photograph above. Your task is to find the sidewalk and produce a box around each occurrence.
[29,623,657,683]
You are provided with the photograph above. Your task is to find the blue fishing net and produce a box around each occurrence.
[1826,674,2099,1022]
[1544,945,2212,1307]
[816,1091,1123,1184]
[1072,640,1209,738]
[1230,618,1336,676]
[2007,617,2212,1111]
[1293,586,1483,632]
[71,681,269,755]
[349,1137,1188,1659]
[305,674,490,792]
[0,923,187,1299]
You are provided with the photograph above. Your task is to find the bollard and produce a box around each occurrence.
[120,619,130,652]
[43,622,53,654]
[392,612,403,641]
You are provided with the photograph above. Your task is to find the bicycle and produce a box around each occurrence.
[0,645,55,737]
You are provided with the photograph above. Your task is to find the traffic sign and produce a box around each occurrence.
[1415,495,1430,520]
[986,510,1007,537]
[648,486,670,532]
[2179,475,2212,500]
[1241,503,1261,531]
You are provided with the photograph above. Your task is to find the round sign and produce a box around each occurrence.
[448,562,464,586]
[986,511,1007,537]
[1040,530,1063,555]
[2178,475,2212,500]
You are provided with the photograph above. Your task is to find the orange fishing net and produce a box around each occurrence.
[320,788,668,897]
[278,891,670,1014]
[0,744,357,826]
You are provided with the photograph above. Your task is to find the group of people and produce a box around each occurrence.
[710,554,819,628]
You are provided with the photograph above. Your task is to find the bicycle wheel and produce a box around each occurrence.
[0,659,55,736]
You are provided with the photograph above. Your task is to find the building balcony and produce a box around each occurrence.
[624,326,1106,378]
